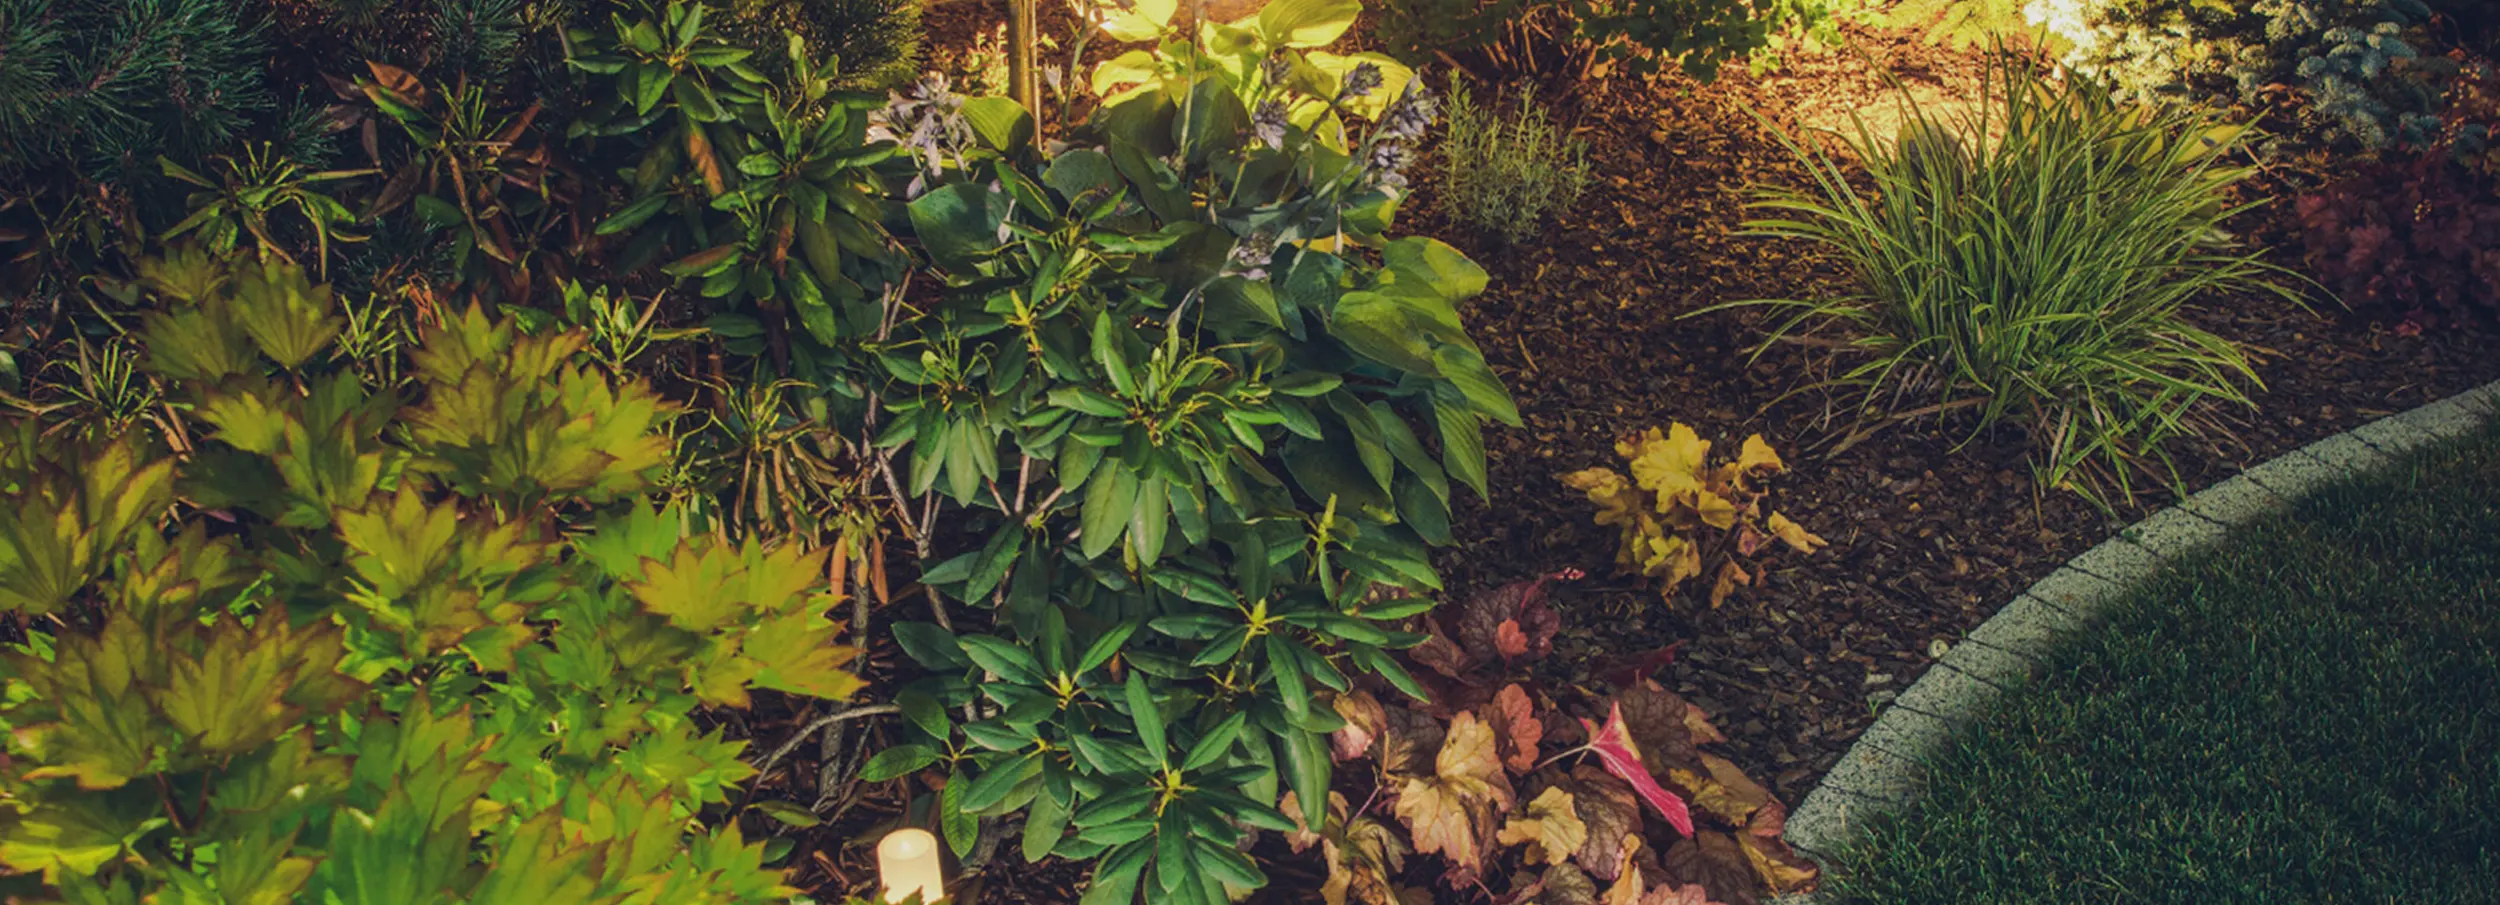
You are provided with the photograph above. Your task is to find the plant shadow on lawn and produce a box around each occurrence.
[1824,421,2500,904]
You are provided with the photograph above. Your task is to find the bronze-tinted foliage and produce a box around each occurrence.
[1313,576,1820,905]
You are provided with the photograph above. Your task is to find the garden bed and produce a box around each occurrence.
[706,12,2500,902]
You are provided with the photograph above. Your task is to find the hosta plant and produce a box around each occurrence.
[0,249,864,902]
[1726,53,2304,505]
[843,0,1521,902]
[1561,425,1826,609]
[1310,575,1821,904]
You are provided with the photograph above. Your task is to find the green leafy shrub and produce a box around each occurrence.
[2032,0,2467,150]
[711,0,924,90]
[1434,80,1593,245]
[1372,0,1781,80]
[1725,54,2303,504]
[1879,0,2049,49]
[0,249,863,902]
[565,1,908,370]
[828,0,1521,901]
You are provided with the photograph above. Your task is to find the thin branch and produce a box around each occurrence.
[750,704,900,780]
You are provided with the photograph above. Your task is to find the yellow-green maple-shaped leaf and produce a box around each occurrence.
[562,773,682,887]
[732,538,828,616]
[195,383,296,455]
[0,439,176,615]
[741,610,863,701]
[684,638,764,707]
[206,731,353,817]
[153,618,334,756]
[10,617,166,789]
[545,368,677,501]
[139,303,257,382]
[466,810,607,905]
[111,524,249,626]
[207,826,322,905]
[631,543,744,632]
[0,793,160,883]
[620,727,755,806]
[227,260,344,370]
[1497,787,1589,866]
[338,488,463,599]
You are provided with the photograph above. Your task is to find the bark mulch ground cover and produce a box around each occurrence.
[761,11,2500,902]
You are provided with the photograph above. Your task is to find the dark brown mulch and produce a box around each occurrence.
[1412,27,2500,813]
[762,15,2500,904]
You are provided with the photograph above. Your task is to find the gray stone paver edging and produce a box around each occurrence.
[1771,379,2500,899]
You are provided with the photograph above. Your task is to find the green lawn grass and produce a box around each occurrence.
[1825,424,2500,905]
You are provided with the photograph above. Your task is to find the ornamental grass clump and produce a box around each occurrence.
[1728,53,2305,505]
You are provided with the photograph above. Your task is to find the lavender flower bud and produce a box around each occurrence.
[1253,100,1288,151]
[1227,230,1280,280]
[1338,62,1382,101]
[1261,54,1293,88]
[1380,79,1437,141]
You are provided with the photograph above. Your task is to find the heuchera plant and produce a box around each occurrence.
[2293,153,2500,329]
[0,250,862,902]
[1310,576,1821,904]
[1561,425,1827,609]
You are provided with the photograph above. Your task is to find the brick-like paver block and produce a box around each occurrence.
[1936,638,2047,688]
[1961,595,2087,660]
[2237,446,2341,502]
[1816,737,1928,804]
[2388,390,2497,441]
[2112,505,2229,565]
[1886,665,2001,725]
[2296,430,2396,473]
[2348,412,2444,455]
[2177,473,2292,525]
[2019,565,2125,617]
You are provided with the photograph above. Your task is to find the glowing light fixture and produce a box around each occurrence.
[877,828,946,903]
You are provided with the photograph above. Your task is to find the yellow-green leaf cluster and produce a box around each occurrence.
[1561,424,1828,608]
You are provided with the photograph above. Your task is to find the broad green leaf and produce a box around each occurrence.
[1124,671,1166,765]
[1257,0,1360,46]
[1079,465,1139,559]
[962,96,1036,152]
[860,744,941,782]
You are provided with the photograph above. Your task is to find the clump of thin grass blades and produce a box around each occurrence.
[1720,51,2308,507]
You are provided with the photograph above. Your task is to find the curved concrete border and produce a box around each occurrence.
[1774,377,2500,897]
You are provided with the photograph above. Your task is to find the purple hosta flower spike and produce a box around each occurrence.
[1260,54,1293,89]
[1380,78,1438,142]
[1338,62,1382,101]
[1226,230,1279,281]
[1252,99,1288,151]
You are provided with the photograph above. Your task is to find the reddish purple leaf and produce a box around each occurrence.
[1582,702,1693,838]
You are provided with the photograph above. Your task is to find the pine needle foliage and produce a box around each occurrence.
[1722,54,2307,506]
[0,0,273,181]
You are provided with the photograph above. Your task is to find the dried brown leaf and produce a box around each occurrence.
[1485,684,1544,774]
